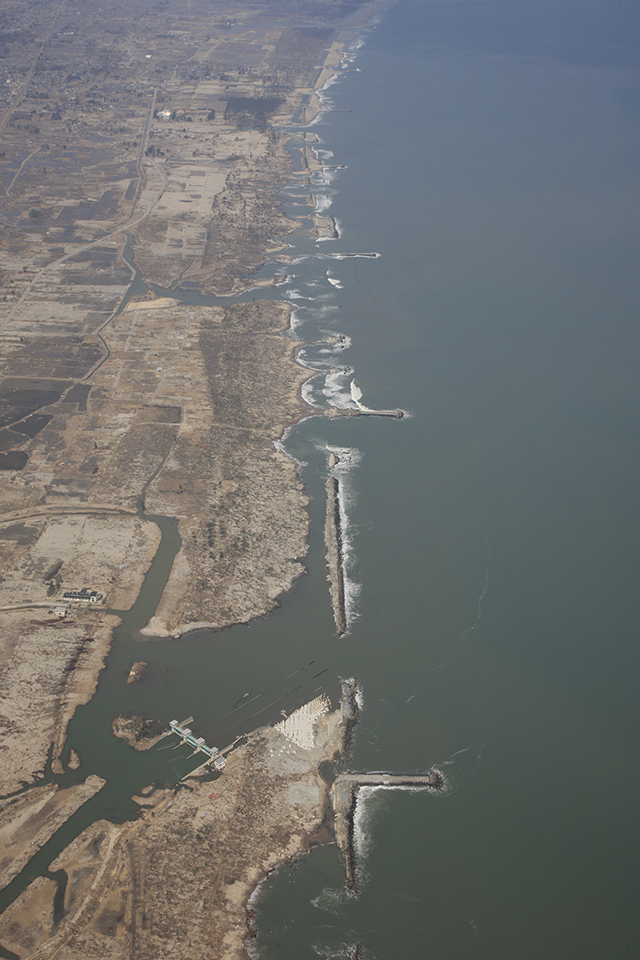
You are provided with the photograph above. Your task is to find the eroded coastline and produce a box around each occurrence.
[0,0,399,953]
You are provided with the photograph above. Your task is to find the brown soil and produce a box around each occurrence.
[0,0,394,950]
[0,776,105,892]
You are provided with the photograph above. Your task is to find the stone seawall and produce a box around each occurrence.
[339,677,360,759]
[324,475,346,635]
[331,760,447,894]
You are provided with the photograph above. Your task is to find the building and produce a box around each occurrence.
[62,588,101,603]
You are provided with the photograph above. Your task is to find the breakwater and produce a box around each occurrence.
[324,472,347,635]
[326,406,405,419]
[339,677,360,760]
[331,767,446,893]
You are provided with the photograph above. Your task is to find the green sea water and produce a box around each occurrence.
[1,2,638,957]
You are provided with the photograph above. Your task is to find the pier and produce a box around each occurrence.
[336,771,445,789]
[326,406,405,419]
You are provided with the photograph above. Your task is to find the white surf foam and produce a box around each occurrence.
[322,367,357,408]
[301,378,324,408]
[244,939,260,960]
[352,785,385,865]
[335,464,362,628]
[311,944,360,959]
[311,886,352,914]
[288,306,304,333]
[272,437,307,471]
[314,193,333,214]
[321,252,381,260]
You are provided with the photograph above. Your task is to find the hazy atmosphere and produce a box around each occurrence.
[0,1,637,958]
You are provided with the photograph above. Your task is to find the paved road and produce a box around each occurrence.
[0,504,138,527]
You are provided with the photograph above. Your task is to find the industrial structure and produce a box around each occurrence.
[168,720,227,770]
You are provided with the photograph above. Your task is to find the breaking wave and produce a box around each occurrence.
[322,367,357,408]
[311,944,365,959]
[311,886,352,914]
[314,193,334,214]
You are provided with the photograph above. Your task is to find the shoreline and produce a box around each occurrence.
[0,699,351,959]
[0,0,394,950]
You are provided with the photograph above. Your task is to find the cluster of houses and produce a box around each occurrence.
[52,587,102,617]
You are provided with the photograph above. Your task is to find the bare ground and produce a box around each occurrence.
[0,0,393,948]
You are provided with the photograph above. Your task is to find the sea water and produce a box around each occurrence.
[254,1,639,958]
[1,1,637,956]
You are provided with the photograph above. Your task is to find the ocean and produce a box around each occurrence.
[252,1,640,957]
[1,1,637,956]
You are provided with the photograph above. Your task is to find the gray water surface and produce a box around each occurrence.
[255,1,639,957]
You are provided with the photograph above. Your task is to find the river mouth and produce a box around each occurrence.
[0,169,366,919]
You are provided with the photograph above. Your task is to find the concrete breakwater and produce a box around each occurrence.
[324,473,347,635]
[327,406,405,419]
[332,778,359,891]
[333,678,362,892]
[331,767,446,893]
